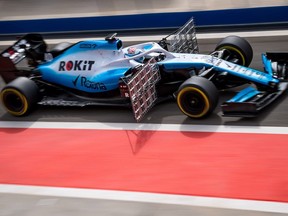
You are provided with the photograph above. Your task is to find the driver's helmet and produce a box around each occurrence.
[127,47,141,56]
[125,47,144,62]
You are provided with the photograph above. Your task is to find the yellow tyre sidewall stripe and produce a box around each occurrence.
[218,45,246,66]
[0,88,29,116]
[177,86,210,118]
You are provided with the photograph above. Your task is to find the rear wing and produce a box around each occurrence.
[1,33,47,65]
[0,57,20,83]
[158,17,199,54]
[0,34,47,83]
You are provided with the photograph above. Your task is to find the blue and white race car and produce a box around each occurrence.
[0,18,287,121]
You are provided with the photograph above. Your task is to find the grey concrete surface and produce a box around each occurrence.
[0,193,287,216]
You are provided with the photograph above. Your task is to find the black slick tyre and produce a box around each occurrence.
[0,77,40,116]
[215,35,253,67]
[177,76,219,119]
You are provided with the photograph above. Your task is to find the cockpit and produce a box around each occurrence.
[123,42,167,63]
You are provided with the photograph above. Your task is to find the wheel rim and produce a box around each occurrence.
[177,87,210,118]
[0,88,28,116]
[218,45,246,66]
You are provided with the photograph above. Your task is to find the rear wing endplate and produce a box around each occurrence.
[1,33,47,65]
[0,57,19,83]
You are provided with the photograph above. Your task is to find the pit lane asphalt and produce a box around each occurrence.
[0,34,288,127]
[0,33,288,216]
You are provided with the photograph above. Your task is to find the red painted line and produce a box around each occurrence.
[0,128,288,202]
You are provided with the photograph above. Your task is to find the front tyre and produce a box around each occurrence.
[215,35,253,67]
[0,77,40,116]
[177,76,218,119]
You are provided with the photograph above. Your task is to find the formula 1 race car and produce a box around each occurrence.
[0,18,287,121]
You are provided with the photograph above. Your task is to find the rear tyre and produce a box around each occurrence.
[177,76,218,119]
[215,35,253,67]
[0,77,40,116]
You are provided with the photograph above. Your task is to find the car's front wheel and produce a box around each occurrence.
[177,76,219,119]
[214,35,253,67]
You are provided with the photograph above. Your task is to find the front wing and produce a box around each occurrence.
[222,83,288,117]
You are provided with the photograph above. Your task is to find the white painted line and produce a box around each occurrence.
[0,121,288,134]
[0,30,288,46]
[0,184,288,213]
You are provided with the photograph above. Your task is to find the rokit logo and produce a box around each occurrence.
[59,60,95,71]
[73,75,107,90]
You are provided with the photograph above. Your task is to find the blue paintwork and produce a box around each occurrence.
[160,55,279,86]
[37,39,129,93]
[161,62,204,70]
[37,66,129,93]
[61,40,122,53]
[227,86,260,102]
[214,64,279,86]
[262,54,273,76]
[143,44,154,51]
[34,38,279,94]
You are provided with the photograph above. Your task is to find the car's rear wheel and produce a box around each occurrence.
[0,77,40,116]
[215,35,253,67]
[177,76,218,119]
